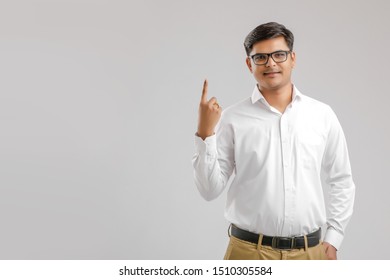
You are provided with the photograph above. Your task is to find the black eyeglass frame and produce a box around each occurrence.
[250,50,292,66]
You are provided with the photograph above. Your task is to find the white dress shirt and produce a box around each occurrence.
[192,85,355,249]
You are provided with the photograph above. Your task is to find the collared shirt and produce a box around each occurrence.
[192,85,355,249]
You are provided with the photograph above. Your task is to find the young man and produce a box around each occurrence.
[192,22,355,260]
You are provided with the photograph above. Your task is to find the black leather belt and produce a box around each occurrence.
[230,224,321,250]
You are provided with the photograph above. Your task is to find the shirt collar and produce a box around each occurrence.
[251,84,303,105]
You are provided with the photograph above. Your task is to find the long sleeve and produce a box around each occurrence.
[192,115,235,201]
[321,108,356,250]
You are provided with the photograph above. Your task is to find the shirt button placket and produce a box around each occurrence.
[280,114,294,231]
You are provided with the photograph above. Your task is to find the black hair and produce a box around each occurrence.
[244,22,294,56]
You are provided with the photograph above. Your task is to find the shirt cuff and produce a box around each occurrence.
[194,133,217,155]
[323,227,344,250]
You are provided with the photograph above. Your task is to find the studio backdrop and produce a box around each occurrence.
[0,0,389,259]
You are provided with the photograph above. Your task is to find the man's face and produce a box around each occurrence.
[246,36,295,92]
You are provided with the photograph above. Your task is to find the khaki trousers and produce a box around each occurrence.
[224,235,328,260]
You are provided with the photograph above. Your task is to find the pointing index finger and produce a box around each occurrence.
[201,79,208,103]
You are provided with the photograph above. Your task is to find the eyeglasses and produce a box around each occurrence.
[250,50,291,66]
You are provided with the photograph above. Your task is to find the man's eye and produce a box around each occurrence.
[274,52,286,58]
[255,55,266,61]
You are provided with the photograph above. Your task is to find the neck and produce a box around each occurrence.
[258,83,293,113]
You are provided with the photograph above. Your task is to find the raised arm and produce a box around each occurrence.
[192,80,235,201]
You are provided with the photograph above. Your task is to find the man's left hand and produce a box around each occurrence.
[322,242,337,260]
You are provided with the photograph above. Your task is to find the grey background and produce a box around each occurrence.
[0,0,389,259]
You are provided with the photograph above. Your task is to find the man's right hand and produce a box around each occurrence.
[197,79,222,140]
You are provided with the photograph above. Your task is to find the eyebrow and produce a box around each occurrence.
[253,49,286,55]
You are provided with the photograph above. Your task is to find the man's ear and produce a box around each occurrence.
[291,51,296,68]
[246,57,253,73]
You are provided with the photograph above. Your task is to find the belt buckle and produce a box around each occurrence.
[272,236,295,250]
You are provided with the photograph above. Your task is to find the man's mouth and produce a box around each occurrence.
[263,71,281,76]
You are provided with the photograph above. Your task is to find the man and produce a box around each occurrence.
[192,22,355,260]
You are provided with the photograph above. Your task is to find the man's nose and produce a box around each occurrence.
[265,55,276,67]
